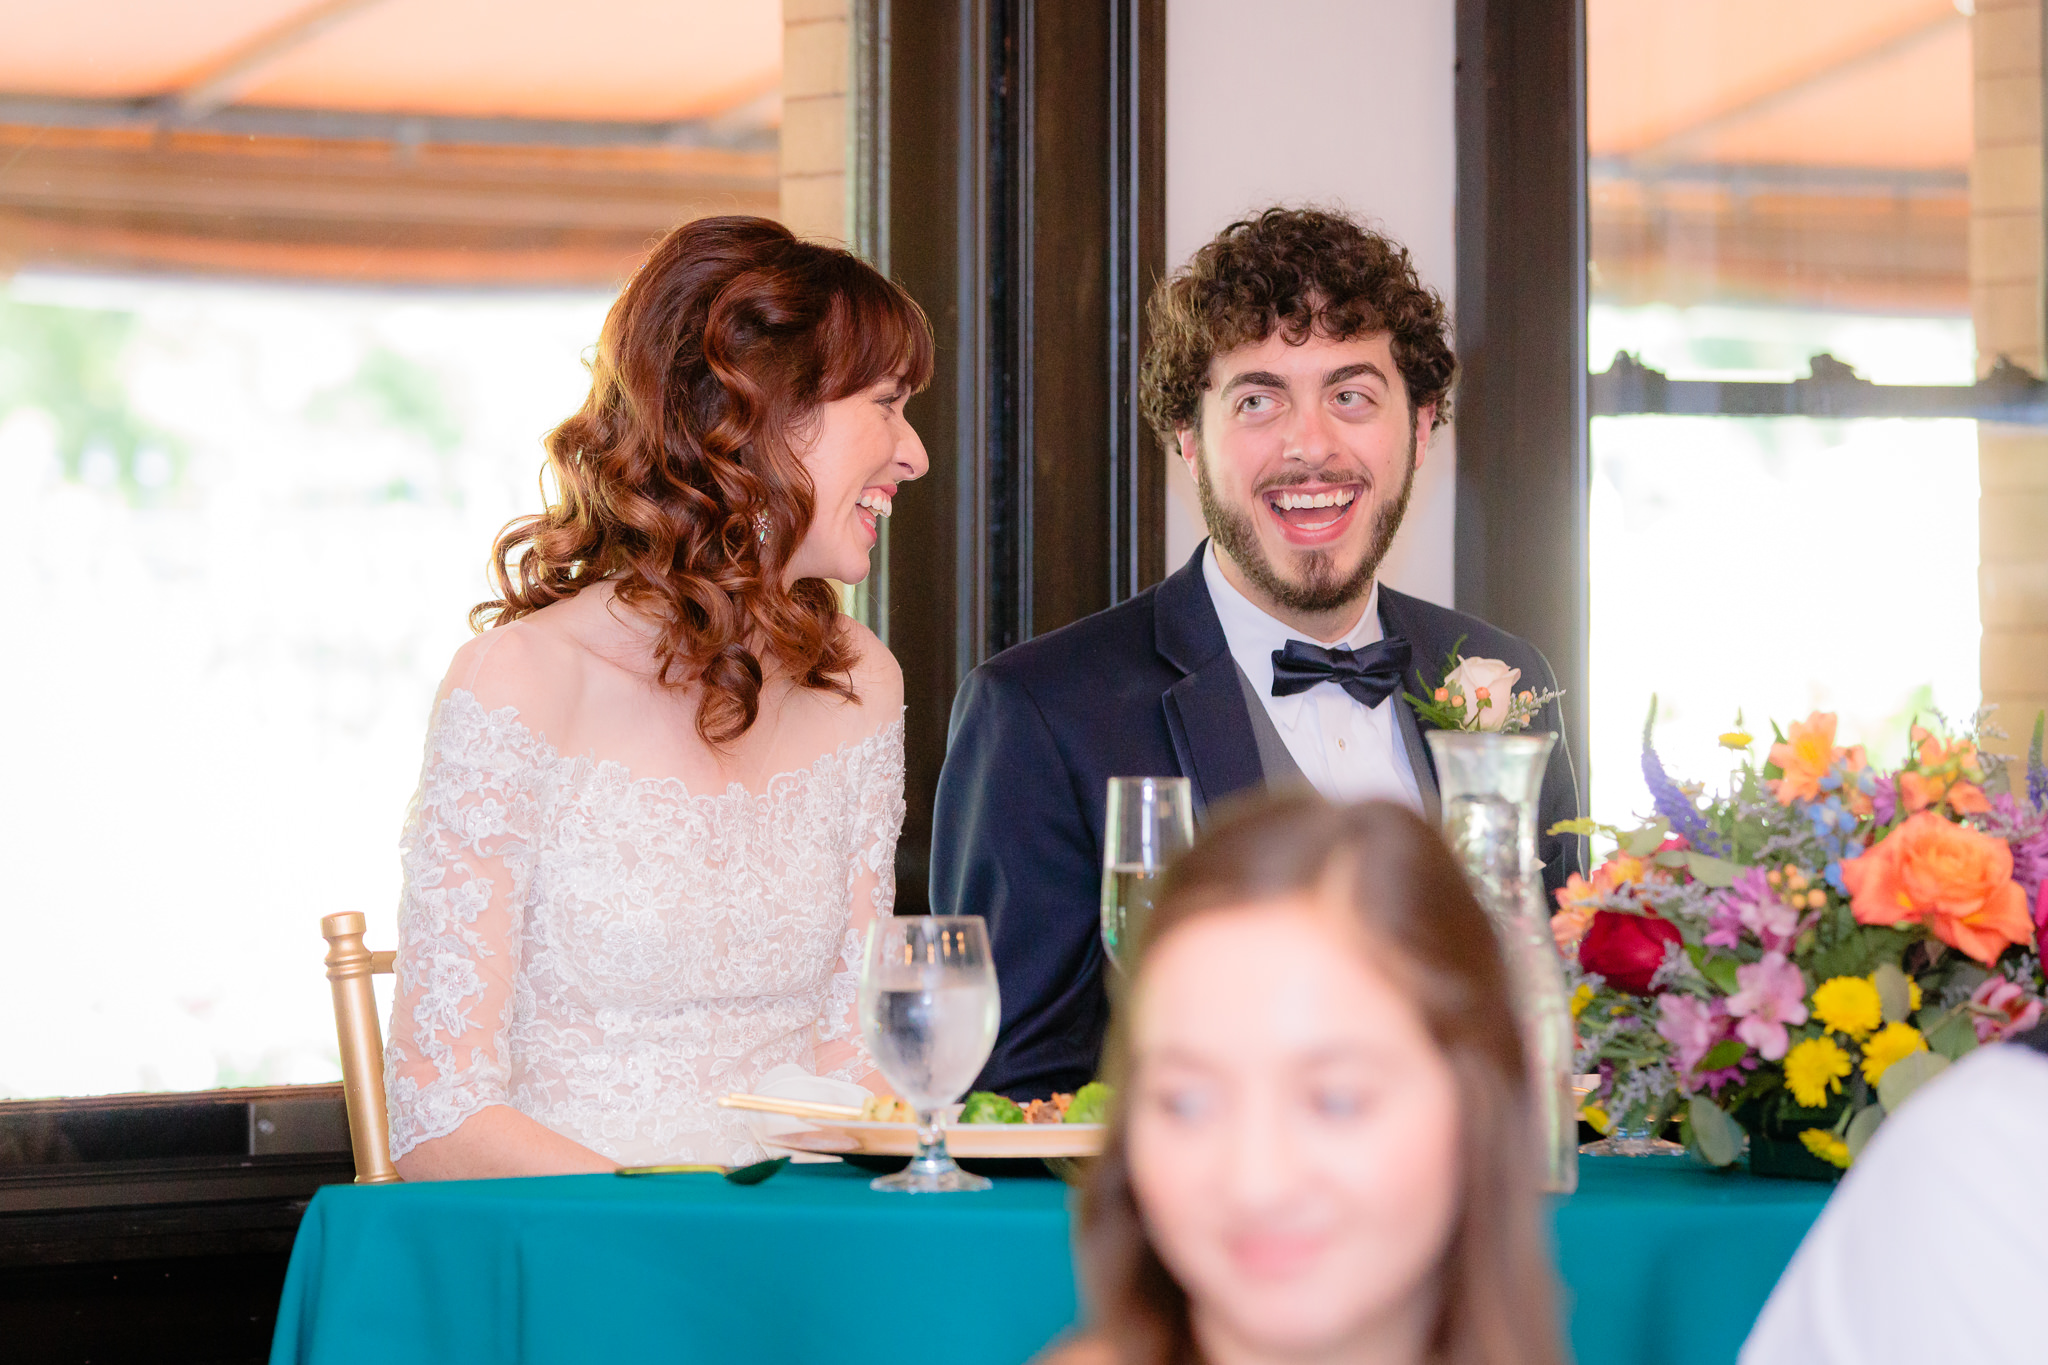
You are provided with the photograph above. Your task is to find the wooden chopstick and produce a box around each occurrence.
[717,1093,865,1121]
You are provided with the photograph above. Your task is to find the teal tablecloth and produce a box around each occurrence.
[270,1156,1831,1365]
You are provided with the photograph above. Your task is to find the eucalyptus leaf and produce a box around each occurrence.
[1923,1009,1979,1062]
[1688,1095,1745,1168]
[1877,1051,1950,1113]
[1698,1038,1749,1072]
[1699,955,1741,996]
[1871,963,1912,1024]
[1624,820,1672,858]
[1843,1104,1886,1160]
[1681,852,1741,887]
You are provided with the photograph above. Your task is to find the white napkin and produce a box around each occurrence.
[744,1064,872,1163]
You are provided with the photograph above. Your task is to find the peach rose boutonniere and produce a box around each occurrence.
[1406,643,1563,734]
[1839,811,2035,965]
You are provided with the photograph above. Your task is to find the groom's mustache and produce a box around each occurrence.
[1250,468,1371,494]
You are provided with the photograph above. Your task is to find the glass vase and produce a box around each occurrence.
[1426,730,1578,1195]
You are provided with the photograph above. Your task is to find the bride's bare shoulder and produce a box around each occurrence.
[438,608,593,736]
[837,616,902,716]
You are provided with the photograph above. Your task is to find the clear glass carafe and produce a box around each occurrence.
[1426,731,1578,1195]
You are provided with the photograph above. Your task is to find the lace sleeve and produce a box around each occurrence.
[383,690,543,1160]
[813,717,906,1087]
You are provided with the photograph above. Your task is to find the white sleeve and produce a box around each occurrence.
[810,718,905,1088]
[1740,1044,2048,1365]
[382,691,543,1160]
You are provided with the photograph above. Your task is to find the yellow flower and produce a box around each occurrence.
[1799,1128,1853,1169]
[1784,1036,1853,1108]
[1811,976,1882,1040]
[1861,1022,1927,1086]
[1570,983,1596,1019]
[1581,1103,1612,1135]
[1720,730,1754,750]
[1908,979,1923,1013]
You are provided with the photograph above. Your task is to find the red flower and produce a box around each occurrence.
[1578,910,1682,995]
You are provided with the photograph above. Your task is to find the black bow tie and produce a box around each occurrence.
[1270,636,1412,709]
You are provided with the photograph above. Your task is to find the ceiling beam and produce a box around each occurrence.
[172,0,395,118]
[0,95,778,154]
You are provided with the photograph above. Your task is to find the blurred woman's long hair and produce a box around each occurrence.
[473,214,931,746]
[1078,795,1565,1365]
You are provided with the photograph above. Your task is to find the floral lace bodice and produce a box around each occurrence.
[384,688,903,1166]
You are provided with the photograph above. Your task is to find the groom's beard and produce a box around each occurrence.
[1195,429,1417,617]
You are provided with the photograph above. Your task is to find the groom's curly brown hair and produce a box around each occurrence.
[1140,206,1455,451]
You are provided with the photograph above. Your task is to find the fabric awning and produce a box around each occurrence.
[0,0,782,286]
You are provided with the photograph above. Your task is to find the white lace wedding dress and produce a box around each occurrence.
[383,688,904,1167]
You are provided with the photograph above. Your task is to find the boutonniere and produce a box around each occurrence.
[1403,639,1563,734]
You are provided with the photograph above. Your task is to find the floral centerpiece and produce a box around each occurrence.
[1557,706,2048,1177]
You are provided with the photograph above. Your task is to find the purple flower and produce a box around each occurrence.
[1657,995,1724,1075]
[1642,745,1723,854]
[1983,793,2048,929]
[1871,774,1898,826]
[1703,868,1804,953]
[1726,953,1808,1061]
[1656,994,1749,1095]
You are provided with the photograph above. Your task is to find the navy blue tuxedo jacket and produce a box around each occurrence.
[930,544,1584,1099]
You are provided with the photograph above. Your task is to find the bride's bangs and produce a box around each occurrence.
[816,263,935,406]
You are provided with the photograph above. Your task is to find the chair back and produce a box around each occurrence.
[321,913,400,1183]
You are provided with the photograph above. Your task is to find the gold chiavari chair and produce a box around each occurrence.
[320,912,401,1183]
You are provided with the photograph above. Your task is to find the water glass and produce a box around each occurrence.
[1100,776,1196,970]
[858,915,1001,1193]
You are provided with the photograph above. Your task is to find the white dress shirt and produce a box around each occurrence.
[1741,1043,2048,1365]
[1202,544,1424,811]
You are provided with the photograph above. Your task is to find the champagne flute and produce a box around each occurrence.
[1100,776,1196,971]
[858,915,1001,1193]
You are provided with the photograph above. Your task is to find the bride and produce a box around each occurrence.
[384,215,930,1179]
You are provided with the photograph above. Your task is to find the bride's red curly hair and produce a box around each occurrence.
[473,215,933,746]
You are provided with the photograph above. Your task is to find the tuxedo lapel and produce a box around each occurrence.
[1154,544,1265,816]
[1379,587,1443,822]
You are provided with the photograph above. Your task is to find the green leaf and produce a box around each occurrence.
[1682,852,1741,888]
[1699,954,1741,996]
[1548,817,1616,840]
[1871,963,1912,1024]
[1876,1051,1950,1112]
[1843,1104,1886,1160]
[1623,820,1672,858]
[1698,1038,1749,1072]
[1922,1009,1979,1062]
[1688,1095,1745,1168]
[1806,928,1916,984]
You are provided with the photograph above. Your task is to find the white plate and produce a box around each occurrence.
[771,1120,1105,1159]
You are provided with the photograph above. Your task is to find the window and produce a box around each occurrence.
[1586,0,1998,823]
[0,2,780,1100]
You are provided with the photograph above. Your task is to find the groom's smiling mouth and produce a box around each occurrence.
[1263,483,1361,543]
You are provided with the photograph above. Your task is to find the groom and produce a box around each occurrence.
[931,207,1583,1099]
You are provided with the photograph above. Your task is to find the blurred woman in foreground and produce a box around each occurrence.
[1052,795,1564,1365]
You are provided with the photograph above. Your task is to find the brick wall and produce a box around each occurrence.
[1974,0,2048,755]
[781,0,851,244]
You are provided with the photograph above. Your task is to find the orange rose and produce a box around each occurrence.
[1840,811,2035,964]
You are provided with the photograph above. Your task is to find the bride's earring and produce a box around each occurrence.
[753,512,769,545]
